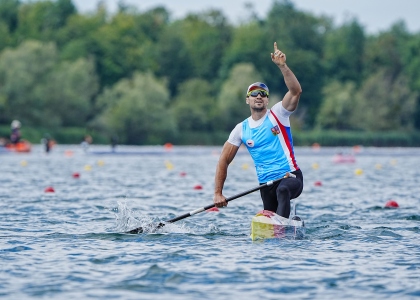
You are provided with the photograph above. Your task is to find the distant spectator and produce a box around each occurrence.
[41,133,55,153]
[111,135,118,152]
[81,135,92,152]
[10,120,21,144]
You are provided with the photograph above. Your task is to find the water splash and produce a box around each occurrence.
[111,200,156,233]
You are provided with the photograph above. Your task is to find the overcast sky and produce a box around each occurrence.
[70,0,420,34]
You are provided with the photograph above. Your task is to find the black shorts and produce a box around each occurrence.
[259,169,303,212]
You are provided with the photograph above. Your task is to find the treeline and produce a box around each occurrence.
[0,0,419,145]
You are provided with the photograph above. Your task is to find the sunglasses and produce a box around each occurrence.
[247,90,269,97]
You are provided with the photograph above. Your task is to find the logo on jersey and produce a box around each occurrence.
[246,139,254,147]
[271,125,280,135]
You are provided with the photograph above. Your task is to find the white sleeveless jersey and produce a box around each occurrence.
[227,102,299,183]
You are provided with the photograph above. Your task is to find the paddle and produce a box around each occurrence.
[126,176,286,234]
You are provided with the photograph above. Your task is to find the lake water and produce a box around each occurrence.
[1,145,419,299]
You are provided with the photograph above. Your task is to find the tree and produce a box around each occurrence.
[216,63,263,131]
[350,69,417,131]
[42,57,99,126]
[93,72,176,144]
[0,0,19,50]
[154,27,193,96]
[323,20,365,84]
[171,10,232,81]
[265,0,329,127]
[15,0,76,41]
[0,40,57,125]
[400,32,420,129]
[315,81,356,130]
[171,79,216,131]
[218,21,266,83]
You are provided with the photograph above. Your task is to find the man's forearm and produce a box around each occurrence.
[214,161,228,195]
[279,64,302,96]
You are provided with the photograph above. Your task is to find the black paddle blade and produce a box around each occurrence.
[126,222,165,234]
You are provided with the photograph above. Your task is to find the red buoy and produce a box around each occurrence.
[44,186,55,193]
[72,172,80,178]
[193,184,203,190]
[179,172,187,177]
[206,207,219,212]
[314,181,322,186]
[385,200,399,208]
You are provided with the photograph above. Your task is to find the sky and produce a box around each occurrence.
[70,0,420,34]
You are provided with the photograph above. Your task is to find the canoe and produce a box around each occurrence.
[4,140,32,153]
[250,210,305,241]
[332,154,356,163]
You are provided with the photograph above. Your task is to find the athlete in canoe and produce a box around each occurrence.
[213,42,303,219]
[10,120,22,144]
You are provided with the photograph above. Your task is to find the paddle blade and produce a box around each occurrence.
[126,222,165,234]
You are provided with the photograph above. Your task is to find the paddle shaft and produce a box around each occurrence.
[166,178,281,223]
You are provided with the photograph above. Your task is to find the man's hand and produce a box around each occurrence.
[213,193,228,208]
[271,42,286,66]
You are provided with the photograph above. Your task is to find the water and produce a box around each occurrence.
[1,145,419,299]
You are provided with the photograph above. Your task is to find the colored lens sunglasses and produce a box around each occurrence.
[247,90,269,97]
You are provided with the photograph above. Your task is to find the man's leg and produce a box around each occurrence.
[275,171,303,218]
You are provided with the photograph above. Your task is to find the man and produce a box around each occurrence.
[213,42,303,219]
[10,120,21,144]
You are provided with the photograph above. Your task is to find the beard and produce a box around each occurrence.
[250,103,265,112]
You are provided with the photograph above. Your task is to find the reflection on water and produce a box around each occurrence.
[1,145,419,299]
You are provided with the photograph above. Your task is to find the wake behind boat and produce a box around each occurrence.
[251,210,305,241]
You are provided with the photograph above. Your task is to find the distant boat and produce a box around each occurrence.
[4,140,32,153]
[332,153,356,163]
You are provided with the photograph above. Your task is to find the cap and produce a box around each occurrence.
[246,82,269,95]
[11,120,21,129]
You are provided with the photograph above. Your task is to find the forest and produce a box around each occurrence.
[1,0,419,146]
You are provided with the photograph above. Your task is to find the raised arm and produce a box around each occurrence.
[271,42,302,111]
[213,141,239,208]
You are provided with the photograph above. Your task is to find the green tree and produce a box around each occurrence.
[400,32,420,129]
[0,40,99,127]
[217,63,262,131]
[265,0,328,127]
[0,0,19,50]
[0,40,57,125]
[315,81,356,130]
[93,72,176,144]
[88,7,169,87]
[15,0,76,41]
[218,21,266,83]
[364,22,410,81]
[0,0,19,32]
[351,69,417,131]
[172,10,232,81]
[323,20,365,84]
[42,57,99,126]
[56,6,107,60]
[171,79,216,131]
[154,26,193,95]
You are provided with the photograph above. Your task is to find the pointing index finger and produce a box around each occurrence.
[274,42,278,52]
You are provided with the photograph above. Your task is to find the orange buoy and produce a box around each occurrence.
[164,143,173,151]
[312,143,321,152]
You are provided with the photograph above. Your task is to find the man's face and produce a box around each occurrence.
[246,90,269,112]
